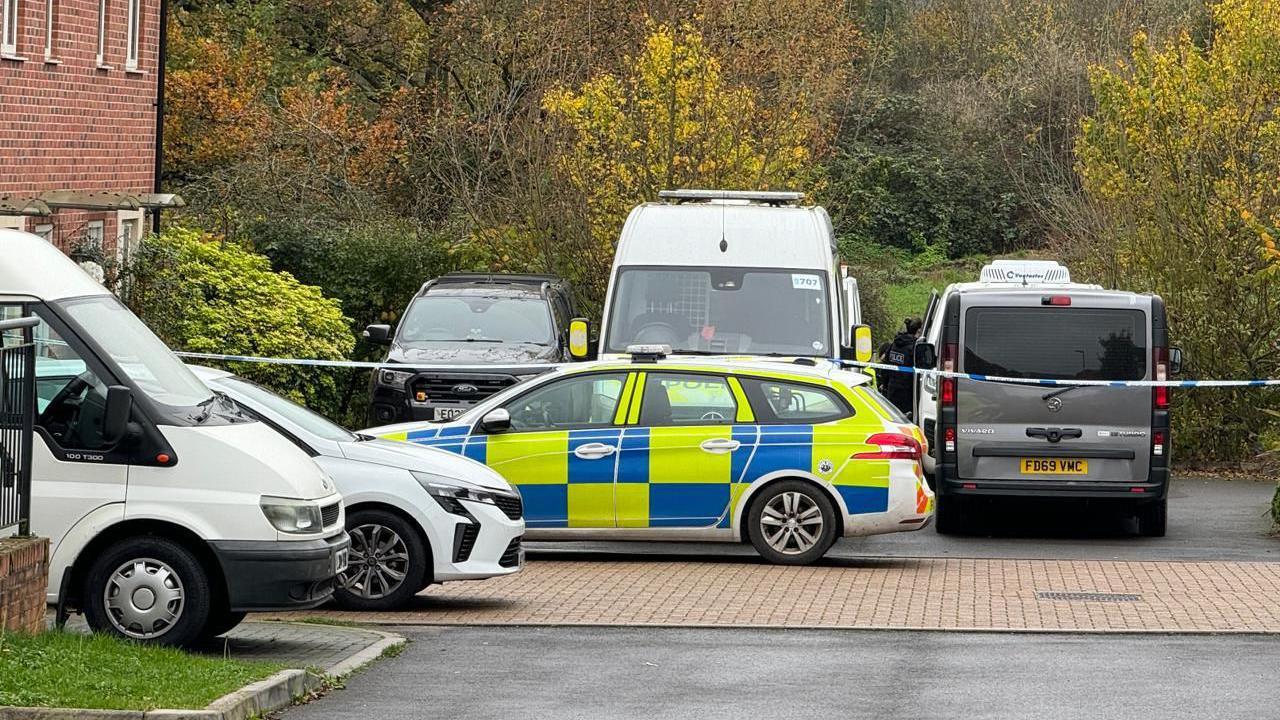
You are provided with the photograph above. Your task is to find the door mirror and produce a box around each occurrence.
[363,324,392,346]
[568,318,592,360]
[851,324,873,363]
[479,407,511,434]
[1169,347,1183,375]
[914,342,937,369]
[103,385,132,445]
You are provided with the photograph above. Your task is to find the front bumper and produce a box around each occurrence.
[210,532,351,612]
[432,498,525,582]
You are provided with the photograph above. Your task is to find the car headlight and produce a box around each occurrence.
[412,471,510,514]
[376,369,414,388]
[260,496,323,534]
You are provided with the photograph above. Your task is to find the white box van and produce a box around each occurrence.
[586,190,866,362]
[1,230,349,646]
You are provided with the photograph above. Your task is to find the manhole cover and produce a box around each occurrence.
[1036,591,1141,602]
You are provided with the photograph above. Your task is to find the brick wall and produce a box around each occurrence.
[0,536,49,634]
[0,0,159,254]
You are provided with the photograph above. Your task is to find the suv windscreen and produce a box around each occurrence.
[606,267,831,356]
[963,307,1147,380]
[398,296,553,345]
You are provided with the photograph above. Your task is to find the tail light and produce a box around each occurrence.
[940,342,958,406]
[1153,430,1166,457]
[853,433,922,461]
[1153,347,1169,409]
[944,427,956,454]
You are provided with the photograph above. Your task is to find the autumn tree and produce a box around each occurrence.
[1074,0,1280,458]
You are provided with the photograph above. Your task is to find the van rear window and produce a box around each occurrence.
[963,307,1146,380]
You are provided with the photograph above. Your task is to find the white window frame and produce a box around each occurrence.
[1,0,19,57]
[115,208,144,264]
[34,223,53,242]
[124,0,137,70]
[85,219,104,251]
[43,0,53,60]
[0,216,25,232]
[95,0,106,67]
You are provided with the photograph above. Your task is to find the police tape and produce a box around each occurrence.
[835,359,1280,388]
[165,349,1280,388]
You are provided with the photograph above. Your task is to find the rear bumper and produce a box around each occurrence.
[940,467,1169,500]
[210,532,351,612]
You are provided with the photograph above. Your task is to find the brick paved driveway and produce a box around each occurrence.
[268,555,1280,633]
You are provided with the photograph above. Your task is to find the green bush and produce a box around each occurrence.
[126,226,355,419]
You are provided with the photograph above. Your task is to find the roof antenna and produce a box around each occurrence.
[719,195,727,253]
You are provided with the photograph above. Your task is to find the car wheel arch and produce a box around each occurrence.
[731,471,848,542]
[343,500,435,583]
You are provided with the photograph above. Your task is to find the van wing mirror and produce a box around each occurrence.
[568,318,594,360]
[363,324,392,346]
[103,385,133,445]
[480,408,511,433]
[914,342,937,369]
[1169,347,1184,375]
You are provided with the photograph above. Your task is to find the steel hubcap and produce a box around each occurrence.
[760,491,824,555]
[104,558,184,639]
[341,523,410,599]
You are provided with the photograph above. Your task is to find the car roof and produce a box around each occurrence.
[946,283,1153,304]
[556,356,871,386]
[421,284,545,299]
[0,229,113,301]
[617,201,835,269]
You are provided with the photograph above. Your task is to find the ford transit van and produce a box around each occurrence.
[1,230,349,646]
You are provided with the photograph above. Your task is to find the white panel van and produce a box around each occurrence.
[1,230,349,646]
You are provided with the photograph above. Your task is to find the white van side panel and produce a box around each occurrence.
[45,503,126,602]
[29,436,127,561]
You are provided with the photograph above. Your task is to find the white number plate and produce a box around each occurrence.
[334,548,349,574]
[435,407,466,420]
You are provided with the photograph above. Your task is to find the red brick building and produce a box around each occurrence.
[0,0,178,264]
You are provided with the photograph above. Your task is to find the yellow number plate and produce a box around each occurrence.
[1020,458,1088,475]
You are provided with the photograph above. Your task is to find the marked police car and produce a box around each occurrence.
[369,346,933,565]
[190,366,524,610]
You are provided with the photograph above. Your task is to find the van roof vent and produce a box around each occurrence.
[658,189,805,206]
[979,260,1072,285]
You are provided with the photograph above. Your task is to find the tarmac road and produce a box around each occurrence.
[281,626,1280,720]
[526,476,1279,562]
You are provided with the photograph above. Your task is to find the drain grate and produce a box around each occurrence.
[1036,591,1142,603]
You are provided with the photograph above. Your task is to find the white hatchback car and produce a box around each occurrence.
[191,366,524,610]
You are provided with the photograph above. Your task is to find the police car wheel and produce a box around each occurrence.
[335,509,429,611]
[747,480,838,565]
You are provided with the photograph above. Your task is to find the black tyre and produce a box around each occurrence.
[933,494,967,535]
[1137,499,1167,537]
[83,536,213,647]
[334,509,430,610]
[746,480,839,565]
[201,607,247,640]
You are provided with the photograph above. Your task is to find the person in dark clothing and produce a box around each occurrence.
[880,317,923,416]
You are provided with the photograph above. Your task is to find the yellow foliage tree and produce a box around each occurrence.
[542,22,818,253]
[1075,0,1280,458]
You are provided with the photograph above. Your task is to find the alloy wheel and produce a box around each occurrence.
[760,491,825,555]
[341,523,410,599]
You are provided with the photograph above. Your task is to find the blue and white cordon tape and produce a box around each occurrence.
[167,350,1280,388]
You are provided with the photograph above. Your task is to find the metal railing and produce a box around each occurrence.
[0,315,37,535]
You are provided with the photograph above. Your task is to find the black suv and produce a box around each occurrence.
[364,273,579,424]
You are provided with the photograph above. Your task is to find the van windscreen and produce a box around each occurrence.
[963,307,1147,381]
[606,267,831,356]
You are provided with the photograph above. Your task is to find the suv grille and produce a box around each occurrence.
[321,502,341,528]
[410,373,520,405]
[499,538,522,568]
[493,493,523,521]
[452,523,479,563]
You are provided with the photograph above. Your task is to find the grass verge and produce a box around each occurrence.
[0,630,282,711]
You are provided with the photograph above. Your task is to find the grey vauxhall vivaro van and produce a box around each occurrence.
[914,261,1181,537]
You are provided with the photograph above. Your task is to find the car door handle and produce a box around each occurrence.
[700,438,741,454]
[573,443,616,460]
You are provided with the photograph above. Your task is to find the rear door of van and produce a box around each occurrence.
[955,294,1151,484]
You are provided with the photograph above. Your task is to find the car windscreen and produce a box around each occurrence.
[963,307,1147,380]
[398,296,553,346]
[216,375,356,442]
[605,267,832,356]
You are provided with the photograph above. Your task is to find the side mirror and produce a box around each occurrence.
[1169,347,1183,375]
[852,324,873,363]
[479,408,511,434]
[568,318,592,360]
[914,342,937,369]
[363,324,392,346]
[103,385,132,445]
